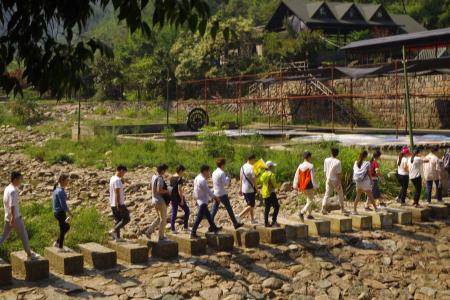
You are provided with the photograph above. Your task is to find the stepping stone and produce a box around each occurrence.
[0,258,12,286]
[10,251,49,281]
[78,243,116,270]
[244,224,287,244]
[315,213,352,233]
[427,203,449,219]
[361,211,393,229]
[277,217,308,240]
[337,212,372,230]
[385,208,412,225]
[108,241,148,264]
[167,232,207,255]
[44,247,84,275]
[138,239,178,259]
[398,206,432,222]
[198,229,234,251]
[287,216,330,237]
[222,226,260,248]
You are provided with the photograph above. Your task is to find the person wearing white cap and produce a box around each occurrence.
[260,161,280,227]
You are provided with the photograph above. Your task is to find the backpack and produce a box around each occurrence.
[444,152,450,171]
[297,169,313,191]
[353,161,369,183]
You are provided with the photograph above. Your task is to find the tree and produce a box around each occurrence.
[0,0,223,97]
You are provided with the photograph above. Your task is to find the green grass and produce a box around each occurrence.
[24,128,399,200]
[0,202,110,260]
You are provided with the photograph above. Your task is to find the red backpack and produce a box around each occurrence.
[297,169,312,191]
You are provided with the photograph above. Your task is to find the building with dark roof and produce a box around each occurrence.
[266,0,426,40]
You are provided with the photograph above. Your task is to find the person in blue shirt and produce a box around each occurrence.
[52,174,71,252]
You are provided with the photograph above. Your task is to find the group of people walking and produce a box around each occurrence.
[396,146,449,207]
[1,146,449,258]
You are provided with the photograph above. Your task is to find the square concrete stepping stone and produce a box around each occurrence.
[0,258,12,285]
[44,247,84,275]
[200,230,234,252]
[315,213,352,233]
[222,226,260,248]
[167,232,207,255]
[245,223,286,244]
[108,241,148,264]
[277,217,308,240]
[78,243,116,270]
[286,216,330,237]
[337,211,372,230]
[427,203,449,219]
[361,211,393,229]
[385,208,412,225]
[10,251,49,281]
[138,239,178,259]
[398,205,431,222]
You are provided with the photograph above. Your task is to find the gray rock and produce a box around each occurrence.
[262,278,283,290]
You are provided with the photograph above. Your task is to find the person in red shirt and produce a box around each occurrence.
[369,150,386,207]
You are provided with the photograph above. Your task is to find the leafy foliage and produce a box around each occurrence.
[0,0,225,97]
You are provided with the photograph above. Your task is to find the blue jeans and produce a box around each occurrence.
[170,199,190,231]
[425,180,442,203]
[191,203,217,235]
[211,194,239,227]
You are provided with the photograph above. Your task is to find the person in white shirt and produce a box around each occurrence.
[238,154,258,224]
[321,148,349,215]
[1,172,36,260]
[109,165,130,241]
[396,147,411,205]
[408,148,426,208]
[191,165,221,239]
[145,164,171,241]
[424,146,443,203]
[211,158,244,229]
[293,151,318,221]
[352,150,378,214]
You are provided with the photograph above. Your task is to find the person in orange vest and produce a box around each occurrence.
[293,151,318,221]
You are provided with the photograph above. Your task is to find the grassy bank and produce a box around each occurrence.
[24,128,399,198]
[0,202,110,261]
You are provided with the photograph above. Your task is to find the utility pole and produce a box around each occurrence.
[166,70,171,126]
[77,94,81,142]
[402,46,414,149]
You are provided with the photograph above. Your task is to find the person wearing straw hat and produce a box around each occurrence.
[260,161,280,227]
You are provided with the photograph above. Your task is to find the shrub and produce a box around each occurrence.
[198,126,235,159]
[0,202,109,260]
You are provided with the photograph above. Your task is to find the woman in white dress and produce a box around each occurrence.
[352,150,378,214]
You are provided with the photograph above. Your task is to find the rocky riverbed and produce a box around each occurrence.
[1,125,450,299]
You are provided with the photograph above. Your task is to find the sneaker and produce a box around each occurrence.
[272,222,280,228]
[63,246,72,252]
[320,209,329,215]
[264,223,272,228]
[251,220,258,225]
[350,211,358,215]
[299,212,305,222]
[190,233,199,239]
[395,197,400,203]
[183,227,190,233]
[234,222,244,229]
[158,236,167,241]
[116,238,126,243]
[53,241,58,248]
[364,207,372,211]
[414,204,422,208]
[307,215,315,220]
[171,230,179,234]
[109,229,118,241]
[341,209,350,216]
[27,253,39,261]
[379,202,387,207]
